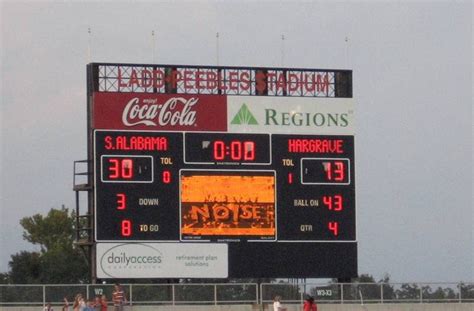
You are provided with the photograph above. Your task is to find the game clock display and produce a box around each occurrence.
[94,130,355,242]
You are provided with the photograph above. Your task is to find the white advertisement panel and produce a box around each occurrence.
[227,96,354,135]
[96,243,228,278]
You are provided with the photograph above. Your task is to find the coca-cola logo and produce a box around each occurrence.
[122,97,198,127]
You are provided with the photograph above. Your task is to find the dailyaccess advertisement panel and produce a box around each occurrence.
[88,63,356,279]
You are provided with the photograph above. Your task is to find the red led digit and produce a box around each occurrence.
[288,173,293,184]
[109,159,120,179]
[323,161,345,181]
[116,193,126,210]
[322,195,343,211]
[243,141,255,160]
[108,158,133,179]
[121,220,132,237]
[230,141,242,160]
[213,141,225,160]
[162,170,171,184]
[323,162,332,180]
[121,159,133,178]
[334,161,345,181]
[333,195,343,211]
[328,222,339,236]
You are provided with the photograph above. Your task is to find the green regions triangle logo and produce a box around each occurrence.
[231,104,258,125]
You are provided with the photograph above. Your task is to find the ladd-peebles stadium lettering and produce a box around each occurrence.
[116,67,331,94]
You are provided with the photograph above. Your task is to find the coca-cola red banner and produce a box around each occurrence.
[93,93,227,131]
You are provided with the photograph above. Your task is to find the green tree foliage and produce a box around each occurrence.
[396,283,420,300]
[7,207,89,283]
[0,272,10,284]
[327,273,396,302]
[20,207,75,252]
[8,251,41,283]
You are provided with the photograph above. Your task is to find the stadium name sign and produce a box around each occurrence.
[116,67,331,94]
[95,64,351,97]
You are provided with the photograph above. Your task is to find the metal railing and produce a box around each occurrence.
[260,282,474,305]
[0,282,473,306]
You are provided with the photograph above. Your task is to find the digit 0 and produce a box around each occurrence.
[162,170,171,184]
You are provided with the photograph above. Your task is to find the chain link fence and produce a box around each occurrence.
[1,282,473,307]
[260,282,474,304]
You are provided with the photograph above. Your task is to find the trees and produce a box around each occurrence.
[8,251,41,284]
[7,207,89,284]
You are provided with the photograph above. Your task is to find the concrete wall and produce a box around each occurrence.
[1,304,473,311]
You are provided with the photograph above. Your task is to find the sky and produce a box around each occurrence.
[0,0,472,283]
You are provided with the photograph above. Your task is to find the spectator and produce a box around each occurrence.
[112,283,127,311]
[84,299,95,311]
[273,295,287,311]
[93,296,102,311]
[62,297,69,311]
[100,295,108,311]
[73,294,86,311]
[303,295,317,311]
[43,302,54,311]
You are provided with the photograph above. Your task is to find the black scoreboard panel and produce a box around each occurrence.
[94,130,356,278]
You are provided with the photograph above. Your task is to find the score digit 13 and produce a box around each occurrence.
[302,158,350,185]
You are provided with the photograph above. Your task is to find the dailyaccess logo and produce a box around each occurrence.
[230,103,258,125]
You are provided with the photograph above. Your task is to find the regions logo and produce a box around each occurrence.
[230,104,258,125]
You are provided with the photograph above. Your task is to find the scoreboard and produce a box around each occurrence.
[89,63,357,279]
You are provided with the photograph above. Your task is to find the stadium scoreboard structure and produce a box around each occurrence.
[88,63,357,279]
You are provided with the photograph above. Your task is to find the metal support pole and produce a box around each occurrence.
[214,284,217,305]
[87,27,92,63]
[381,283,384,304]
[216,32,220,66]
[129,284,133,307]
[458,283,462,303]
[340,283,344,304]
[75,192,80,242]
[172,284,175,306]
[280,34,285,67]
[151,30,155,63]
[255,283,259,306]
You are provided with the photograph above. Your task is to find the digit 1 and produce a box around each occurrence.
[328,222,339,236]
[323,162,332,180]
[116,193,126,210]
[288,173,293,184]
[121,220,132,237]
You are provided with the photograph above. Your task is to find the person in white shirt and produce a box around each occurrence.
[273,295,287,311]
